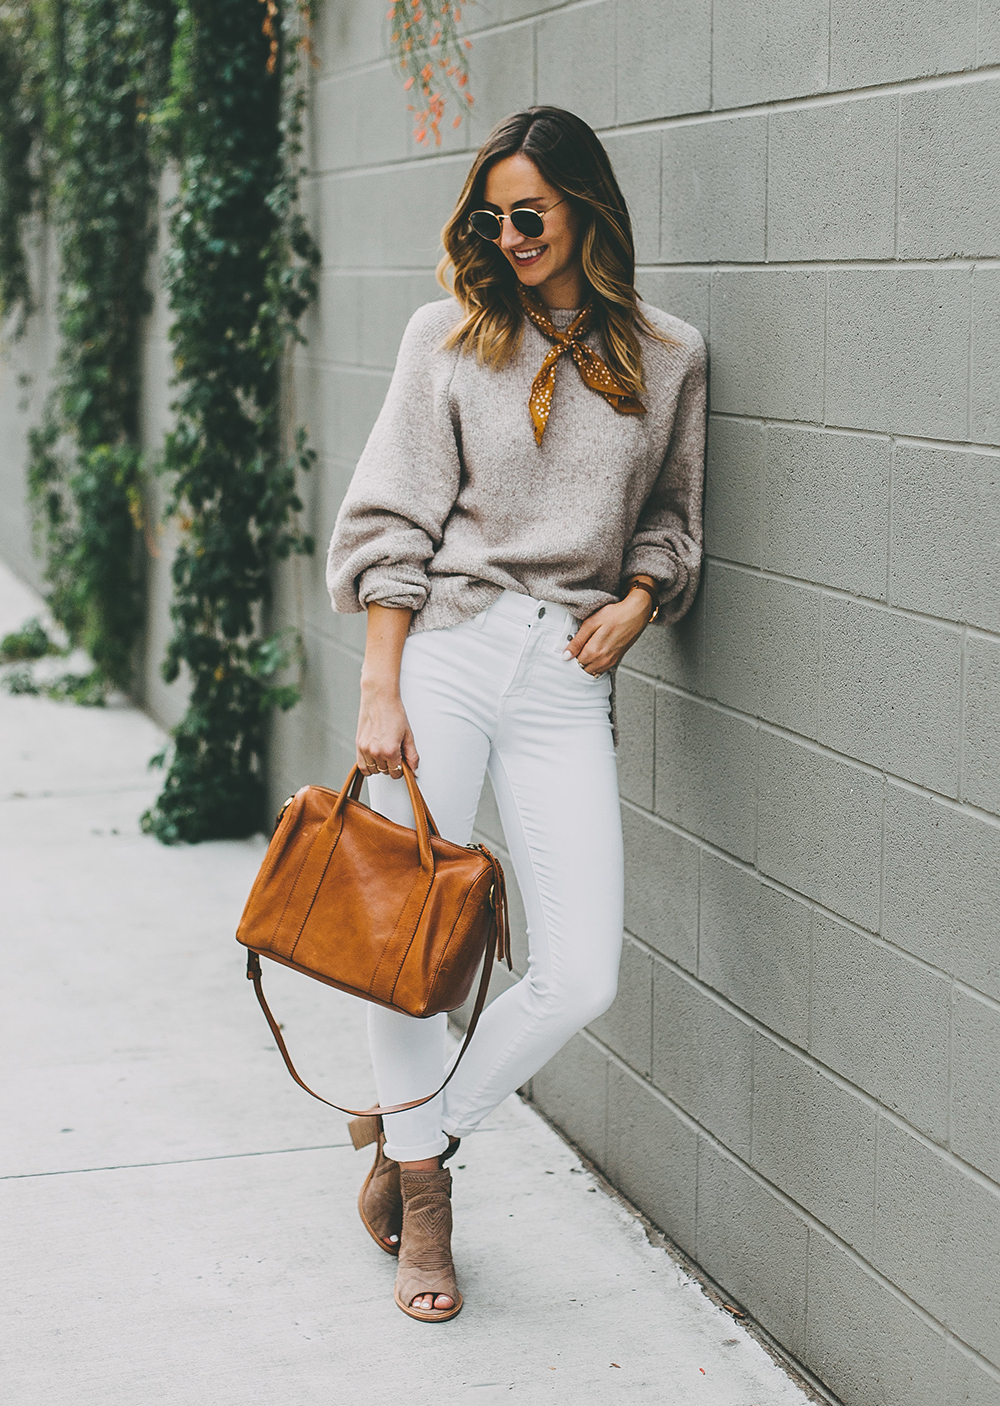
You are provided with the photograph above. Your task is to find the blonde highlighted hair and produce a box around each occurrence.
[437,106,673,398]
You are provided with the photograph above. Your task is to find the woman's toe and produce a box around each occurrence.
[434,1294,453,1310]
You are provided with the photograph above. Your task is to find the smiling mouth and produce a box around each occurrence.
[512,245,546,265]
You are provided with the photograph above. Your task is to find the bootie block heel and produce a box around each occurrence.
[394,1166,463,1322]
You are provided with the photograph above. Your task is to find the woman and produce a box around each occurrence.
[327,105,706,1322]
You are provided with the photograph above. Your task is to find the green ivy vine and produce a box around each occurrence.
[139,0,319,843]
[0,0,173,702]
[0,0,318,838]
[0,1,45,334]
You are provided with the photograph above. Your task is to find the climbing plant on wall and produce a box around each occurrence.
[25,0,174,702]
[139,0,318,844]
[387,0,473,145]
[0,0,45,335]
[0,0,174,702]
[0,0,318,839]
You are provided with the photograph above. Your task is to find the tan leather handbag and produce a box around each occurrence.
[236,762,510,1118]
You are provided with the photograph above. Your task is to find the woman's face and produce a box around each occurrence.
[481,153,582,307]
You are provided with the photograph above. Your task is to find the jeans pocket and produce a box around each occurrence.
[571,658,610,685]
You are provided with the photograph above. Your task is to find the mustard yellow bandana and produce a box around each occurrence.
[519,288,646,445]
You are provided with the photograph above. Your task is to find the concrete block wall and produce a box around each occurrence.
[267,5,1000,1402]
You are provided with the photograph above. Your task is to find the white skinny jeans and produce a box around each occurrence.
[366,589,625,1162]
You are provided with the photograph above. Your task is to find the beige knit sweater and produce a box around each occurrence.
[327,297,706,634]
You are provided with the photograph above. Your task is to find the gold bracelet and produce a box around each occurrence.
[626,577,659,624]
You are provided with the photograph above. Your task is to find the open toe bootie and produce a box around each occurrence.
[350,1114,460,1258]
[394,1165,463,1322]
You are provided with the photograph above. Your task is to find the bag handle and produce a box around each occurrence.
[245,844,510,1119]
[326,761,436,872]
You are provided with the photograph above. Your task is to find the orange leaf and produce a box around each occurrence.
[453,113,462,127]
[403,75,414,88]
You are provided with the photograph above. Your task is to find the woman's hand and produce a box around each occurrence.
[356,603,419,777]
[565,583,656,677]
[356,681,419,777]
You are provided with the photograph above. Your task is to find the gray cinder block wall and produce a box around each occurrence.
[0,4,998,1402]
[268,5,1000,1404]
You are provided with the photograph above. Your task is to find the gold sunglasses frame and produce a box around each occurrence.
[468,199,565,242]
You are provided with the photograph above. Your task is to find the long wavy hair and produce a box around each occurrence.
[437,106,670,397]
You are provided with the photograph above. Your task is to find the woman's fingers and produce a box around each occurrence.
[575,623,615,674]
[356,747,395,775]
[564,615,598,659]
[356,729,417,778]
[402,728,420,774]
[366,755,399,774]
[578,654,614,676]
[573,599,651,674]
[355,686,412,776]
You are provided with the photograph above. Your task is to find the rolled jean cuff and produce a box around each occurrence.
[441,1118,477,1142]
[382,1130,450,1164]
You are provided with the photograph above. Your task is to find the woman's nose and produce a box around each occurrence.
[499,219,524,252]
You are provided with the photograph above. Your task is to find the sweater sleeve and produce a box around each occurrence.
[326,303,463,615]
[621,335,707,626]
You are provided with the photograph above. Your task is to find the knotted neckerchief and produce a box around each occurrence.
[519,288,646,445]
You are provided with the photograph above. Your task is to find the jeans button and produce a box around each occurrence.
[537,606,546,618]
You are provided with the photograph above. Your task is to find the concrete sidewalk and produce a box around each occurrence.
[0,559,816,1406]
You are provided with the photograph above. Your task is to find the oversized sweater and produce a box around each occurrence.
[326,296,706,634]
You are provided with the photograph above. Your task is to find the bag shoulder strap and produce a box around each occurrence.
[246,922,500,1119]
[245,845,508,1118]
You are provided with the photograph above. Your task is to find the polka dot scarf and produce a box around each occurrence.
[519,287,646,445]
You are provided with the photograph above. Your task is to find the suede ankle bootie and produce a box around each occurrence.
[350,1114,461,1258]
[394,1165,463,1322]
[350,1113,464,1259]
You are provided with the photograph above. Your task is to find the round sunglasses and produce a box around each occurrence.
[469,199,565,242]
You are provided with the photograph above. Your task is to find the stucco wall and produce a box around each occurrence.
[2,4,1000,1402]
